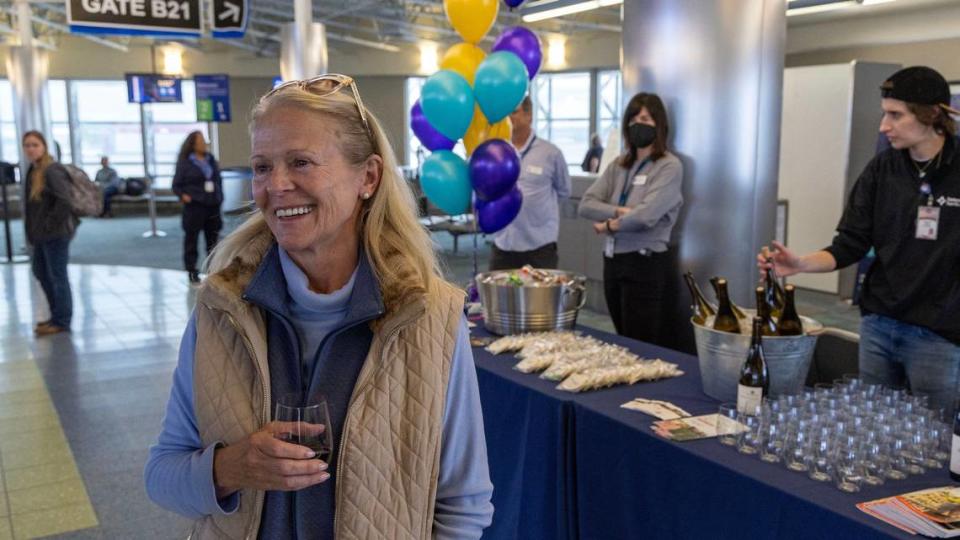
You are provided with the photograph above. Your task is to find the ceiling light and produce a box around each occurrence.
[547,36,566,68]
[521,0,623,23]
[419,42,438,74]
[162,46,183,75]
[786,0,859,17]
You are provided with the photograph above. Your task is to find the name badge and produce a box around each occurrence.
[633,175,648,186]
[526,165,543,175]
[916,206,940,240]
[204,180,215,193]
[604,236,615,258]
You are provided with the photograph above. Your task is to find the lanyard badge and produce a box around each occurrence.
[916,181,939,241]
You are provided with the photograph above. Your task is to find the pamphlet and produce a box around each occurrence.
[858,487,960,538]
[652,413,736,442]
[621,398,691,420]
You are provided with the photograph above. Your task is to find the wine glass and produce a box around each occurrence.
[274,393,334,463]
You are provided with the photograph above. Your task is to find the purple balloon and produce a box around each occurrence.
[503,0,525,7]
[410,100,456,151]
[491,27,542,80]
[476,186,523,234]
[469,139,520,202]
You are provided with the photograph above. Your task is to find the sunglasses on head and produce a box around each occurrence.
[263,73,372,138]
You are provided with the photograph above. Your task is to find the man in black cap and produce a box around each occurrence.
[758,66,960,415]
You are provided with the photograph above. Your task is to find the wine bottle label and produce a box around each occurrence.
[951,434,960,475]
[737,384,763,414]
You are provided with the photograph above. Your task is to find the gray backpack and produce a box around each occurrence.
[62,164,103,217]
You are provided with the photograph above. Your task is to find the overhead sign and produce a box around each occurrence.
[68,0,201,36]
[195,74,231,123]
[211,0,247,38]
[126,74,183,104]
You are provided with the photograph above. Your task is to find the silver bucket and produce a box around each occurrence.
[476,270,587,335]
[693,311,822,401]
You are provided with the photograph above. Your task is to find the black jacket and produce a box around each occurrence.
[824,136,960,344]
[171,154,223,208]
[23,163,78,244]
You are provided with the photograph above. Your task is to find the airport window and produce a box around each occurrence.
[532,71,591,169]
[74,80,146,180]
[48,79,72,165]
[149,81,209,189]
[597,70,622,145]
[405,77,426,167]
[0,81,17,164]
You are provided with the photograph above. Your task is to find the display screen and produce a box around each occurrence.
[125,74,183,103]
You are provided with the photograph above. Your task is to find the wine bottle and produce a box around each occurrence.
[764,264,786,318]
[777,284,804,336]
[754,286,778,336]
[951,408,960,481]
[684,272,716,324]
[737,317,770,414]
[711,276,747,320]
[712,278,741,334]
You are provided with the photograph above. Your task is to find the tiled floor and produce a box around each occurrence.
[0,264,194,539]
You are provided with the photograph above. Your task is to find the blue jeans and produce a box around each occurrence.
[31,237,72,328]
[859,314,960,416]
[102,184,120,214]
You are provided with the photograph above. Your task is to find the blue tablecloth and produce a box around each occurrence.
[473,328,578,540]
[473,325,946,540]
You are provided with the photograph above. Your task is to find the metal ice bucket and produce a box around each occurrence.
[693,311,823,401]
[476,270,587,335]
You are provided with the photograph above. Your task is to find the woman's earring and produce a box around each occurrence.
[361,192,371,200]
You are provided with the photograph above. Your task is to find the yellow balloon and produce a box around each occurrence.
[444,0,499,45]
[463,106,512,155]
[440,43,487,86]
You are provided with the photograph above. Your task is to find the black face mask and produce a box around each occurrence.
[627,123,657,149]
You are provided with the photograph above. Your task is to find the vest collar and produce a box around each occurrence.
[241,244,386,326]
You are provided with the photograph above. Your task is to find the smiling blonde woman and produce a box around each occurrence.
[145,75,495,540]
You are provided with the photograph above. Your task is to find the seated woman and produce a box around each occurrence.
[145,74,495,539]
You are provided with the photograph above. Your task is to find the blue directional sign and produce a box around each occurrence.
[195,74,231,123]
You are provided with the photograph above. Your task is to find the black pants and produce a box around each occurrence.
[489,242,559,271]
[182,204,222,273]
[603,250,668,345]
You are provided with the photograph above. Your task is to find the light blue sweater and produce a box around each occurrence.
[145,250,495,539]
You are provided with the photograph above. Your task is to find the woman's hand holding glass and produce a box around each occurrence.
[212,422,331,498]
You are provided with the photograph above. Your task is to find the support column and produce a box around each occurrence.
[280,0,328,81]
[621,0,786,351]
[6,0,52,171]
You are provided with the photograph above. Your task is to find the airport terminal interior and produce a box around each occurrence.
[0,0,958,538]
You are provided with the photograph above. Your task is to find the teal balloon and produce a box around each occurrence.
[421,70,475,141]
[420,151,472,215]
[474,51,529,123]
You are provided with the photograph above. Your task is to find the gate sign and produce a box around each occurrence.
[67,0,201,36]
[212,0,247,39]
[195,74,231,123]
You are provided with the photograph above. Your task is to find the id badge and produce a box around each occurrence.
[204,180,215,193]
[916,206,940,240]
[633,174,648,186]
[604,236,615,258]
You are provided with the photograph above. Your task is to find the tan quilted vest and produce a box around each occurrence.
[188,232,463,540]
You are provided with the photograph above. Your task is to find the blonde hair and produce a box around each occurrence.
[207,82,443,312]
[24,131,54,201]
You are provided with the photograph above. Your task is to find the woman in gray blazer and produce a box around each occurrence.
[578,93,684,345]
